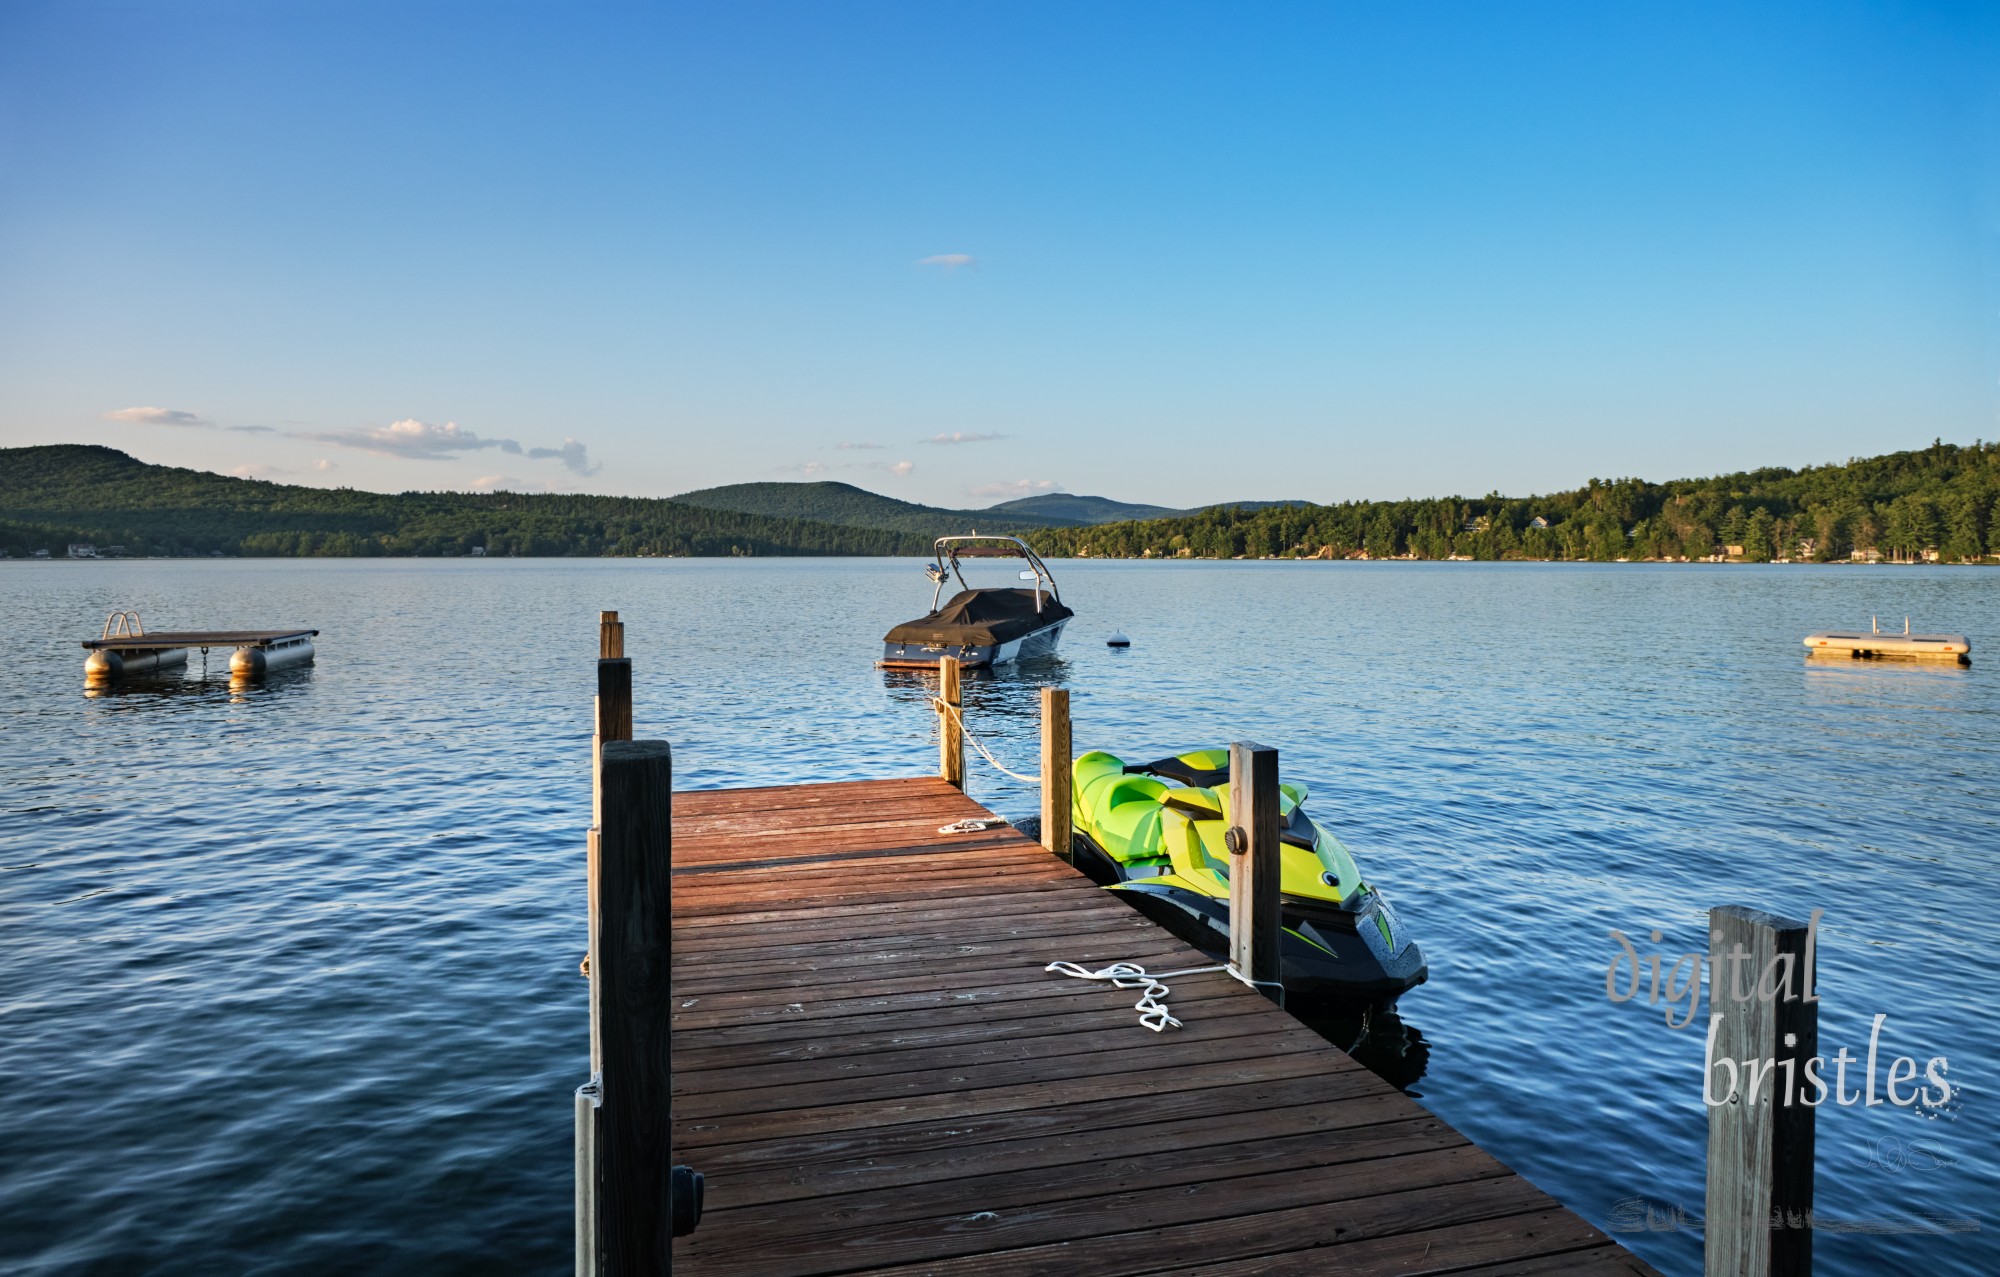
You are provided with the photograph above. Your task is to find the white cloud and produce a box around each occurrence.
[299,418,522,461]
[835,441,885,451]
[968,479,1065,499]
[227,424,275,434]
[313,458,338,472]
[103,406,209,428]
[297,418,600,474]
[527,436,600,476]
[924,431,1006,445]
[917,253,977,271]
[889,460,915,477]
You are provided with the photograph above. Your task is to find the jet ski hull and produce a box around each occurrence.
[1071,831,1427,1007]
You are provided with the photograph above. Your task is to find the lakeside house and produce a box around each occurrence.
[66,543,98,559]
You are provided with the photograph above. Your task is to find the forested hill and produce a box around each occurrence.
[0,445,935,557]
[1020,440,2000,563]
[5,440,1998,561]
[669,480,1068,536]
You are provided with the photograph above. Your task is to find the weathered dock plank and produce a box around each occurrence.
[670,776,1658,1276]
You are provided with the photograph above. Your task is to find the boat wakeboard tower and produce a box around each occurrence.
[878,535,1072,669]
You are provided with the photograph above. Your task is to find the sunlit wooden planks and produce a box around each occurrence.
[669,777,1659,1276]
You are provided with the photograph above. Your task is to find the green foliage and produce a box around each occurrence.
[5,440,1997,562]
[1020,440,2000,565]
[0,446,935,558]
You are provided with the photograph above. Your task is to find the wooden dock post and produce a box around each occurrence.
[938,656,965,789]
[591,655,634,1070]
[598,739,675,1277]
[1226,741,1282,1001]
[581,616,637,1276]
[1705,905,1817,1277]
[593,656,633,827]
[1039,687,1072,863]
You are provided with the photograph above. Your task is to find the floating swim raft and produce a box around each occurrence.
[1804,617,1970,664]
[81,611,319,679]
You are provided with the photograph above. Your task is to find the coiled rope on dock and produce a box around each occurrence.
[1043,958,1285,1031]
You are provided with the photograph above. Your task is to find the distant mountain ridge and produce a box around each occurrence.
[669,482,1309,531]
[0,445,937,558]
[983,493,1183,524]
[8,440,1991,563]
[667,481,1072,537]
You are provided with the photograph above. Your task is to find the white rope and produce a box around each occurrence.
[931,696,1042,785]
[1044,959,1230,1031]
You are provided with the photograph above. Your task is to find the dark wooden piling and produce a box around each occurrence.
[599,740,675,1277]
[1226,740,1283,998]
[1706,905,1817,1277]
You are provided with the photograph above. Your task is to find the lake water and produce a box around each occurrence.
[2,558,1994,1276]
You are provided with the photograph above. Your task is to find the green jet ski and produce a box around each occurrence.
[1068,748,1427,1007]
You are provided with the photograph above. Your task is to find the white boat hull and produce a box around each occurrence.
[880,617,1067,669]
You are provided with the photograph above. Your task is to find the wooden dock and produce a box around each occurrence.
[667,775,1661,1276]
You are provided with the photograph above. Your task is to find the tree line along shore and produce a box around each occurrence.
[3,439,1997,564]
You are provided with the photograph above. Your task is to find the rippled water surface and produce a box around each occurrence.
[3,558,1995,1275]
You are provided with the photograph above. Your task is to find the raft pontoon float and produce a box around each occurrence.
[82,611,319,680]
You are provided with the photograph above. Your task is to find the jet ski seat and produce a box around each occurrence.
[1079,773,1169,863]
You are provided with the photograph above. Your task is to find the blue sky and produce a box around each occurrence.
[1,1,1994,508]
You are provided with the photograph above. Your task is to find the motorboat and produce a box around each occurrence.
[1066,748,1428,1008]
[879,535,1072,669]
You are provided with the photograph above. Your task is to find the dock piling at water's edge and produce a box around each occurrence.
[1705,906,1818,1277]
[937,654,965,789]
[1037,686,1072,865]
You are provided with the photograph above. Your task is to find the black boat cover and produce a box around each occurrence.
[884,589,1073,647]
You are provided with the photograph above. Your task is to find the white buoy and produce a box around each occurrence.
[1107,631,1131,648]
